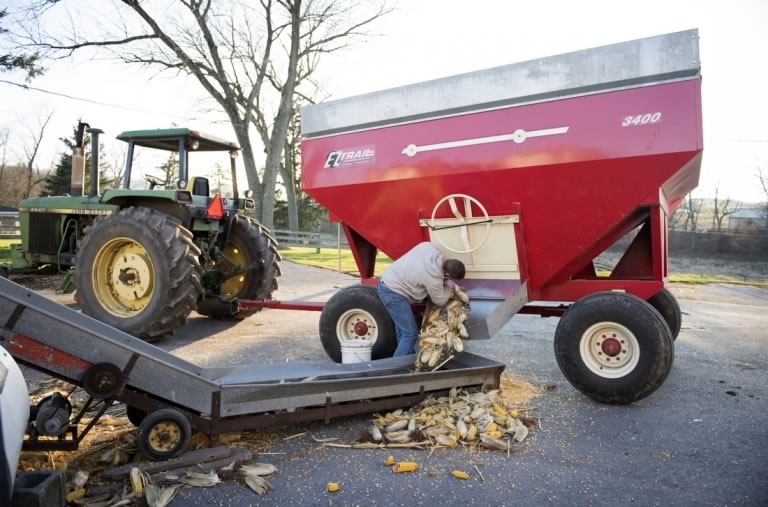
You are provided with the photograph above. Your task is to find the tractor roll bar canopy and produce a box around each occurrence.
[117,128,241,195]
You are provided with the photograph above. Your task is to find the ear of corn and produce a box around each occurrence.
[451,470,470,480]
[393,462,418,473]
[384,456,396,466]
[326,482,340,493]
[66,488,86,503]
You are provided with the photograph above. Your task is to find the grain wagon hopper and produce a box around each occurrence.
[300,29,703,404]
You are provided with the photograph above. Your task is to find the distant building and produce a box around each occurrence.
[728,208,768,232]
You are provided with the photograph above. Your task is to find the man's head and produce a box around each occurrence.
[443,259,466,280]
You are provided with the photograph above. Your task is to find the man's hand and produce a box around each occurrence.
[445,279,458,291]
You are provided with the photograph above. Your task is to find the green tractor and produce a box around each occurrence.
[11,123,280,340]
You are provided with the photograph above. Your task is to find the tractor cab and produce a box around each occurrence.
[117,128,244,197]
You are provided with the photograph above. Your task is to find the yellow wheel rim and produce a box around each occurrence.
[147,421,182,453]
[93,237,154,317]
[220,241,248,299]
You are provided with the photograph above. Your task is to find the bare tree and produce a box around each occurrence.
[0,126,10,187]
[683,192,704,233]
[21,111,53,198]
[21,0,390,229]
[711,186,742,233]
[759,167,768,219]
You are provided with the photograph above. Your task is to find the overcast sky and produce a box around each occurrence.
[1,0,767,203]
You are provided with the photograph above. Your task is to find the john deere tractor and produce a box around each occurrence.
[11,123,280,340]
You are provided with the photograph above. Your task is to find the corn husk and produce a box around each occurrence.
[145,484,180,507]
[239,463,277,476]
[181,470,220,488]
[243,474,271,495]
[129,468,144,496]
[384,456,396,466]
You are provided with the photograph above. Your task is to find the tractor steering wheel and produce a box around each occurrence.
[144,174,166,189]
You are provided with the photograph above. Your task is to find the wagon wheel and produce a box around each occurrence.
[319,285,396,362]
[554,292,674,404]
[429,194,491,254]
[647,288,681,340]
[137,409,192,461]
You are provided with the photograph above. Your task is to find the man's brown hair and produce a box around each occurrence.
[443,259,466,280]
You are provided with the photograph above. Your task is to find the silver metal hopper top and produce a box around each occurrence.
[301,29,700,138]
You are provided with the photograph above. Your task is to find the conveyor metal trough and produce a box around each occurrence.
[0,276,502,457]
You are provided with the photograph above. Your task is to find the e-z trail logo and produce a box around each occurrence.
[324,146,376,168]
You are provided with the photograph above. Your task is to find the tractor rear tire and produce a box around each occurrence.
[319,285,397,363]
[554,292,674,405]
[647,288,682,340]
[197,216,280,319]
[74,207,203,341]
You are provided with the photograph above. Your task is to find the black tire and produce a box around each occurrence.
[74,207,203,340]
[554,292,674,404]
[647,288,681,340]
[137,409,192,461]
[319,285,397,363]
[0,266,8,279]
[197,216,280,319]
[125,405,147,427]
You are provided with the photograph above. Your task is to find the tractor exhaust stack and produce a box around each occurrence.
[70,121,88,197]
[87,128,103,197]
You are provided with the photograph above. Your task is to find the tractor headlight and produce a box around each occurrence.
[190,139,200,150]
[244,189,253,198]
[177,179,187,190]
[175,190,192,203]
[244,198,256,210]
[230,150,239,159]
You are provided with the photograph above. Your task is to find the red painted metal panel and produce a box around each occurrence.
[302,79,702,302]
[7,334,92,372]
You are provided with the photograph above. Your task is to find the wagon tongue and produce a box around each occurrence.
[207,194,225,219]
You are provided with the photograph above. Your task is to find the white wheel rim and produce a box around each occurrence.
[336,309,379,345]
[579,322,640,379]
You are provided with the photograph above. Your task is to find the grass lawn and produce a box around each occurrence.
[284,247,768,287]
[279,246,392,276]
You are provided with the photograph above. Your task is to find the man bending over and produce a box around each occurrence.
[378,242,466,356]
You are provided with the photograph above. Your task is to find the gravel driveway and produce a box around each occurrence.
[24,262,768,505]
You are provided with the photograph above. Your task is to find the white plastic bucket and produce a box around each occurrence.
[340,340,373,363]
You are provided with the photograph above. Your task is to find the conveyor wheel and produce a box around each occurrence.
[554,292,674,404]
[647,288,681,340]
[319,285,396,362]
[137,409,192,461]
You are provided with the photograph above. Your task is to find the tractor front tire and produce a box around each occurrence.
[319,285,397,363]
[197,216,280,319]
[74,207,203,341]
[554,292,674,405]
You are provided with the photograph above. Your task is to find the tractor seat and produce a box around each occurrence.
[188,177,210,197]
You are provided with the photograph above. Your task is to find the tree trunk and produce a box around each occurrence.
[232,122,263,219]
[280,159,299,231]
[259,0,302,230]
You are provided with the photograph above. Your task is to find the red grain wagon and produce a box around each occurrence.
[299,30,702,403]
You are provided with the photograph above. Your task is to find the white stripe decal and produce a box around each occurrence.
[401,126,569,157]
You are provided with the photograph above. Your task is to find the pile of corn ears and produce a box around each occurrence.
[368,386,531,452]
[415,287,470,371]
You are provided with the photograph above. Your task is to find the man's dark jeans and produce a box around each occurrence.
[377,282,418,357]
